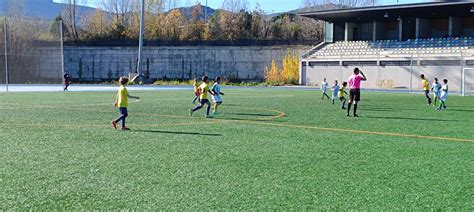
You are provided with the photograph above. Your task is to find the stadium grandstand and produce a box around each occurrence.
[299,0,474,94]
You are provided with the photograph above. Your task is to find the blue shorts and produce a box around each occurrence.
[119,107,128,116]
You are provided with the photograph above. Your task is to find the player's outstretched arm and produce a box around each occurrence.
[360,71,367,81]
[128,94,140,100]
[208,89,215,96]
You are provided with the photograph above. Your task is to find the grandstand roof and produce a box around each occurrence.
[299,1,474,23]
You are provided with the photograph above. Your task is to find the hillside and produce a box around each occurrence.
[0,0,96,20]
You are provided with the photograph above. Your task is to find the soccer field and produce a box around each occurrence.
[1,88,473,210]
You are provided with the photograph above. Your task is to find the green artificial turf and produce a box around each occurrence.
[0,88,473,210]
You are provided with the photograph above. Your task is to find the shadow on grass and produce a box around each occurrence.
[446,109,474,112]
[228,113,275,117]
[134,130,222,136]
[365,116,460,122]
[360,106,416,111]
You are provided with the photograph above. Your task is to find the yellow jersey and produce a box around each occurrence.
[338,86,346,98]
[422,79,429,91]
[199,82,209,99]
[116,85,129,107]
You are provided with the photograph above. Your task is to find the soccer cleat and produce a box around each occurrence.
[346,114,350,117]
[342,107,346,110]
[354,114,359,117]
[189,109,193,116]
[111,121,117,129]
[121,127,131,131]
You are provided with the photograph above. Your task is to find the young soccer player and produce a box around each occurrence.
[331,80,340,105]
[112,77,140,130]
[63,73,71,91]
[321,78,330,100]
[420,74,432,105]
[190,76,215,118]
[431,78,442,107]
[192,78,200,104]
[438,79,449,110]
[347,68,367,117]
[211,76,225,114]
[338,81,348,109]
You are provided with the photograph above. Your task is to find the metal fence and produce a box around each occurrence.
[301,50,474,93]
[0,17,63,91]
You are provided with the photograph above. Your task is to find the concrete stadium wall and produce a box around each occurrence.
[63,46,308,81]
[303,64,473,92]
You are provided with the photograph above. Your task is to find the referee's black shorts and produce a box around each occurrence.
[349,89,361,102]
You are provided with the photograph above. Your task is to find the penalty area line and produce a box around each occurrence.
[224,120,474,143]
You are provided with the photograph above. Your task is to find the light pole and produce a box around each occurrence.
[136,0,145,82]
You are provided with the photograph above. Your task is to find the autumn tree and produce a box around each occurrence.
[85,7,108,39]
[163,9,186,40]
[250,3,268,39]
[180,2,206,41]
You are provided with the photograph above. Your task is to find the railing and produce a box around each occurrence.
[301,41,327,59]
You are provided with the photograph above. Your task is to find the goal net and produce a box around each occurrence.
[0,17,63,89]
[462,68,474,96]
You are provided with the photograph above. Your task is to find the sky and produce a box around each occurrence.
[54,0,429,14]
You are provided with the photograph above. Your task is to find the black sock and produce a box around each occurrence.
[192,105,202,112]
[206,105,211,115]
[353,104,358,115]
[347,103,352,114]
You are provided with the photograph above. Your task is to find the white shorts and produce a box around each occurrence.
[433,91,441,98]
[212,95,223,103]
[440,93,448,101]
[332,94,338,100]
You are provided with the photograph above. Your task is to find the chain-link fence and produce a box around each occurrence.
[0,17,63,90]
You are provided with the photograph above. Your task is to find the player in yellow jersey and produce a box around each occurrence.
[192,78,200,104]
[338,81,348,109]
[190,76,215,118]
[111,77,140,130]
[420,74,432,105]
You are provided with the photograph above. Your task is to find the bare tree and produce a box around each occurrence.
[4,0,27,17]
[60,0,88,41]
[165,0,178,11]
[221,0,249,13]
[102,0,133,27]
[102,0,134,39]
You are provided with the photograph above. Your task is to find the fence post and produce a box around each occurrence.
[3,16,8,92]
[460,51,464,96]
[410,53,413,93]
[60,20,65,86]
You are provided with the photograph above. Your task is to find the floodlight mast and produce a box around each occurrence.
[136,0,145,82]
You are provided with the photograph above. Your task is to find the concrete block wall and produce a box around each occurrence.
[63,46,307,81]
